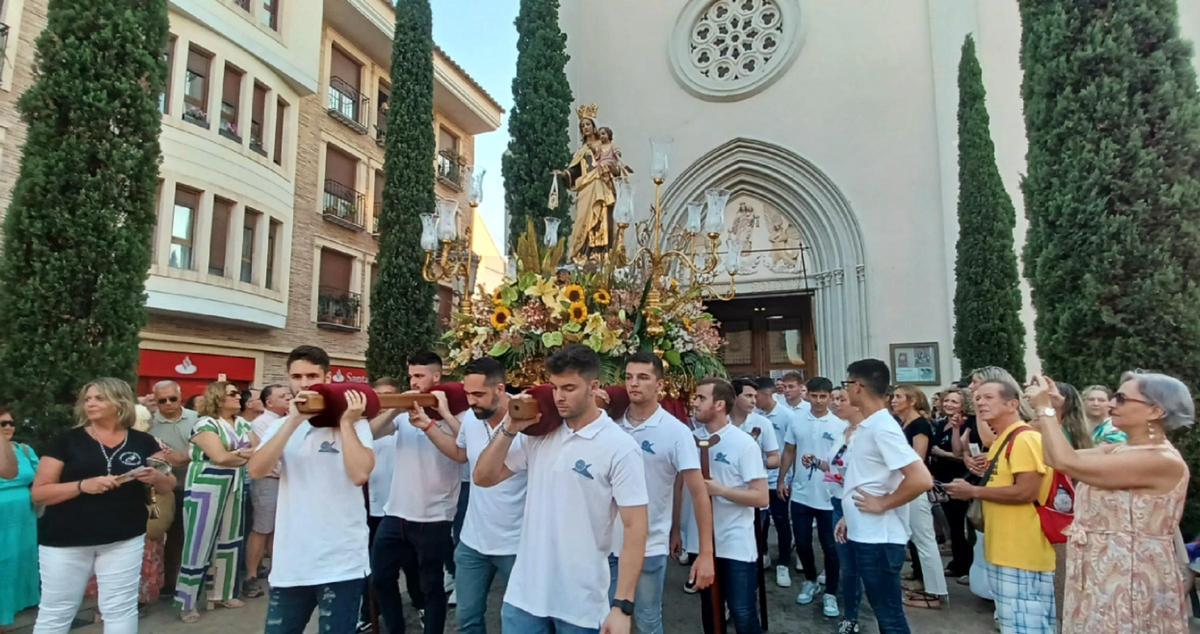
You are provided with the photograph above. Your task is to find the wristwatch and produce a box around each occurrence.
[611,598,635,616]
[1039,407,1056,418]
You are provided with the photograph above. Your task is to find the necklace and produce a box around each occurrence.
[89,427,128,476]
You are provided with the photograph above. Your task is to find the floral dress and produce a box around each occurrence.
[1062,444,1190,633]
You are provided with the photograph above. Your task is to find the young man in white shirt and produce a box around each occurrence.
[691,378,769,634]
[778,377,846,614]
[367,351,460,634]
[610,352,715,634]
[753,377,797,586]
[247,345,375,633]
[834,359,932,634]
[475,344,648,634]
[245,383,292,598]
[419,356,525,634]
[778,371,813,416]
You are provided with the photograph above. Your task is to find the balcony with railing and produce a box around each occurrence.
[436,150,465,191]
[375,121,386,147]
[316,286,361,331]
[0,24,9,77]
[326,77,369,134]
[372,202,382,237]
[322,179,365,231]
[249,121,267,157]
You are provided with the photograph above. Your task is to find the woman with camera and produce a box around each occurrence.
[30,378,176,633]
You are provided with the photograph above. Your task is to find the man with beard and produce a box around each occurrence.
[475,345,648,633]
[421,357,526,633]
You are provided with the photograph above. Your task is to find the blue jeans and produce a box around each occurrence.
[790,501,839,591]
[607,554,668,634]
[764,489,792,566]
[831,497,861,623]
[500,601,599,633]
[454,541,515,634]
[846,541,910,634]
[449,481,469,576]
[696,556,761,634]
[264,577,364,634]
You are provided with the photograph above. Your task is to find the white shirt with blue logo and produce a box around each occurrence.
[610,406,701,558]
[783,409,848,510]
[686,422,767,563]
[383,412,462,523]
[502,411,648,629]
[756,402,797,488]
[456,410,527,556]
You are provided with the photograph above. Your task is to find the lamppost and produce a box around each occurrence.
[421,168,485,313]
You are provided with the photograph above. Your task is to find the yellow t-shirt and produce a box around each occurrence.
[981,422,1056,572]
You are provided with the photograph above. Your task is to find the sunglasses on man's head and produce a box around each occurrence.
[156,396,180,404]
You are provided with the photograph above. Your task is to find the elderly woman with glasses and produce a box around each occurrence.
[1025,371,1192,634]
[176,381,256,623]
[0,407,39,630]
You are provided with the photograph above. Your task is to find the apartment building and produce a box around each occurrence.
[0,0,502,397]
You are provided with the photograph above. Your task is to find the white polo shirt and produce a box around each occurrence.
[456,410,527,556]
[734,411,779,461]
[251,410,283,478]
[503,412,648,629]
[259,419,374,587]
[841,408,920,544]
[781,397,812,417]
[384,413,461,522]
[757,403,797,488]
[688,422,766,563]
[611,406,700,557]
[368,430,395,517]
[784,409,848,510]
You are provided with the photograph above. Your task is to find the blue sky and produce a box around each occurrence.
[431,0,518,252]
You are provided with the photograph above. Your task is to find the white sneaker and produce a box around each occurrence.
[823,593,840,617]
[443,571,455,593]
[683,580,698,594]
[775,565,792,588]
[817,571,826,586]
[796,560,804,571]
[677,551,691,566]
[448,589,457,607]
[795,580,818,605]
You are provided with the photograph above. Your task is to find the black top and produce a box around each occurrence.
[38,427,161,547]
[929,415,980,483]
[902,416,934,463]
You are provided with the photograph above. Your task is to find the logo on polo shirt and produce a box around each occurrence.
[714,452,731,465]
[118,452,143,467]
[572,459,594,479]
[641,440,656,455]
[822,432,835,442]
[318,440,339,454]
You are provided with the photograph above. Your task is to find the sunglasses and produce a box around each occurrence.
[840,380,861,388]
[226,391,242,397]
[0,420,13,428]
[1113,393,1150,406]
[156,396,180,404]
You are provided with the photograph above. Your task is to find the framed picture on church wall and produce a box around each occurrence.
[890,342,940,385]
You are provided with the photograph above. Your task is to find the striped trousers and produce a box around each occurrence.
[174,463,245,612]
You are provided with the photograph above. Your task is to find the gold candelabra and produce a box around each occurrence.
[420,168,485,314]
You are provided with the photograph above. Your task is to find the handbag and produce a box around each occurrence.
[1034,469,1075,544]
[146,488,175,540]
[965,427,1026,532]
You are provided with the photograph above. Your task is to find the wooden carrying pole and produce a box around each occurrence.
[296,391,436,415]
[696,434,726,633]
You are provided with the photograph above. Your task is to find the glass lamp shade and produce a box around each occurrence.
[419,213,438,252]
[468,168,486,207]
[543,216,562,247]
[723,237,743,275]
[436,199,460,241]
[685,202,704,234]
[614,179,635,224]
[649,136,674,181]
[704,188,731,233]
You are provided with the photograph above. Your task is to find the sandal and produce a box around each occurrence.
[181,610,200,623]
[207,599,245,610]
[903,590,944,610]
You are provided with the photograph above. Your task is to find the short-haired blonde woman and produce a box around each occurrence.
[1027,372,1192,634]
[31,378,176,633]
[175,381,255,623]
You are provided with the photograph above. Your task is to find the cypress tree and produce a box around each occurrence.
[952,35,1026,379]
[502,0,573,252]
[0,0,167,446]
[368,0,439,381]
[1020,0,1200,533]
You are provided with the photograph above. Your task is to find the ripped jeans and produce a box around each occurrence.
[264,577,365,634]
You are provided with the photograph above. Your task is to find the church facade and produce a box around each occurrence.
[559,0,1200,385]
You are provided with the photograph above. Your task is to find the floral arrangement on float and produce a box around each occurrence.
[441,220,726,395]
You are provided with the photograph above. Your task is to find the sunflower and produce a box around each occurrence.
[492,288,505,306]
[593,289,612,305]
[569,301,589,324]
[491,306,513,330]
[563,284,586,304]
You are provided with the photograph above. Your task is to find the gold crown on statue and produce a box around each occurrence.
[576,103,599,121]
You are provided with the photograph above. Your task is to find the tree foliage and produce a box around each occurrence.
[501,0,573,253]
[952,35,1026,380]
[0,0,167,446]
[368,0,438,381]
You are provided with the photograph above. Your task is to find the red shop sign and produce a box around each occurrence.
[330,365,369,384]
[138,349,257,382]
